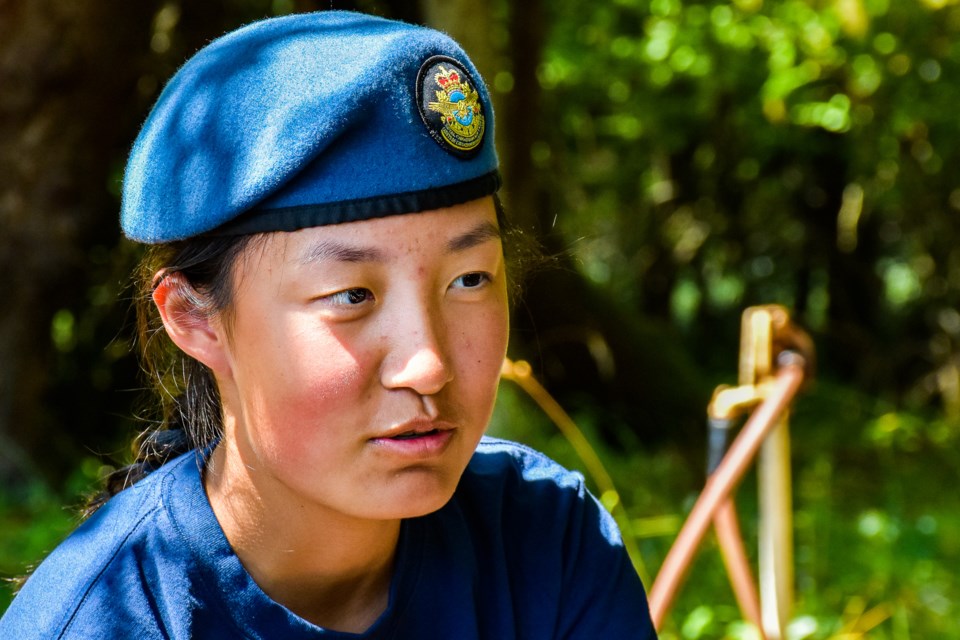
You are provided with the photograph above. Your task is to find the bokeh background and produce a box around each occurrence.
[2,0,959,637]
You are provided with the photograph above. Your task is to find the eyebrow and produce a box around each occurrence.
[297,221,501,265]
[446,221,501,252]
[298,241,386,265]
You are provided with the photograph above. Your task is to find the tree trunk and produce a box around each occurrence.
[0,0,157,484]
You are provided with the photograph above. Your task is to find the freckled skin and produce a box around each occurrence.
[208,197,509,525]
[150,197,511,630]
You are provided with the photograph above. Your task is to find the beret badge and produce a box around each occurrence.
[417,56,486,158]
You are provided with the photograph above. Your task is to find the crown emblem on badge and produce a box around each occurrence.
[426,64,485,153]
[416,56,487,158]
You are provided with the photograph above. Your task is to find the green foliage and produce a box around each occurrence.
[530,0,960,401]
[492,377,960,638]
[0,458,108,613]
[5,0,960,633]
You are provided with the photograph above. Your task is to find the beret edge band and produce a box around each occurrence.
[206,170,502,238]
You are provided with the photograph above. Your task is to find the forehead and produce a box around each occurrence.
[260,197,499,265]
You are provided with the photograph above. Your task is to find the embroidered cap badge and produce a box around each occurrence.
[417,56,486,158]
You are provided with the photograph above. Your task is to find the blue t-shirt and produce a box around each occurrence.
[1,437,656,639]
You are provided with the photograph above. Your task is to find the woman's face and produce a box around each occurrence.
[211,197,509,522]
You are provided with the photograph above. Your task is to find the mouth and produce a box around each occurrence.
[370,421,456,457]
[388,428,443,441]
[374,418,453,440]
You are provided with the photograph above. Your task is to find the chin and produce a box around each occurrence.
[372,471,461,520]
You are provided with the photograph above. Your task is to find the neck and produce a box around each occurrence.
[204,440,400,633]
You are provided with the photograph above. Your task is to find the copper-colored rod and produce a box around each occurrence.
[714,500,765,637]
[648,355,805,630]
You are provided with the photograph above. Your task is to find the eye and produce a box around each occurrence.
[451,272,490,289]
[324,288,374,305]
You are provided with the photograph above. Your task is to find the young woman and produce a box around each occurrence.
[1,11,656,638]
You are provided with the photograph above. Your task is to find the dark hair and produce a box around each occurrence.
[84,233,260,515]
[85,195,538,516]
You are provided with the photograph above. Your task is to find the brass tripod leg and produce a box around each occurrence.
[741,307,794,640]
[758,414,793,638]
[714,499,765,636]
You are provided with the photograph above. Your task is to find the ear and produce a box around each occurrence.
[153,273,233,377]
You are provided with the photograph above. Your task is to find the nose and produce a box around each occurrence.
[380,307,454,396]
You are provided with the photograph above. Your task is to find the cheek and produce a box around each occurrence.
[454,304,509,389]
[234,326,372,457]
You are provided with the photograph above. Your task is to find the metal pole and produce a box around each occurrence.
[707,416,764,635]
[741,307,794,639]
[714,500,765,635]
[758,412,794,638]
[648,353,805,629]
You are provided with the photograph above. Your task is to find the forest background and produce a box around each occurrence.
[1,0,958,637]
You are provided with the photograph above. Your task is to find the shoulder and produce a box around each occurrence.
[459,436,594,522]
[455,436,622,557]
[0,454,199,639]
[446,437,656,638]
[467,436,588,490]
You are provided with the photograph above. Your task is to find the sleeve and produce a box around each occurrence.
[555,479,658,640]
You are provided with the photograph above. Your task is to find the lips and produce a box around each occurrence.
[373,418,452,440]
[370,420,456,457]
[389,428,442,440]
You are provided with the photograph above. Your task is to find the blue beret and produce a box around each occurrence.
[121,11,499,243]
